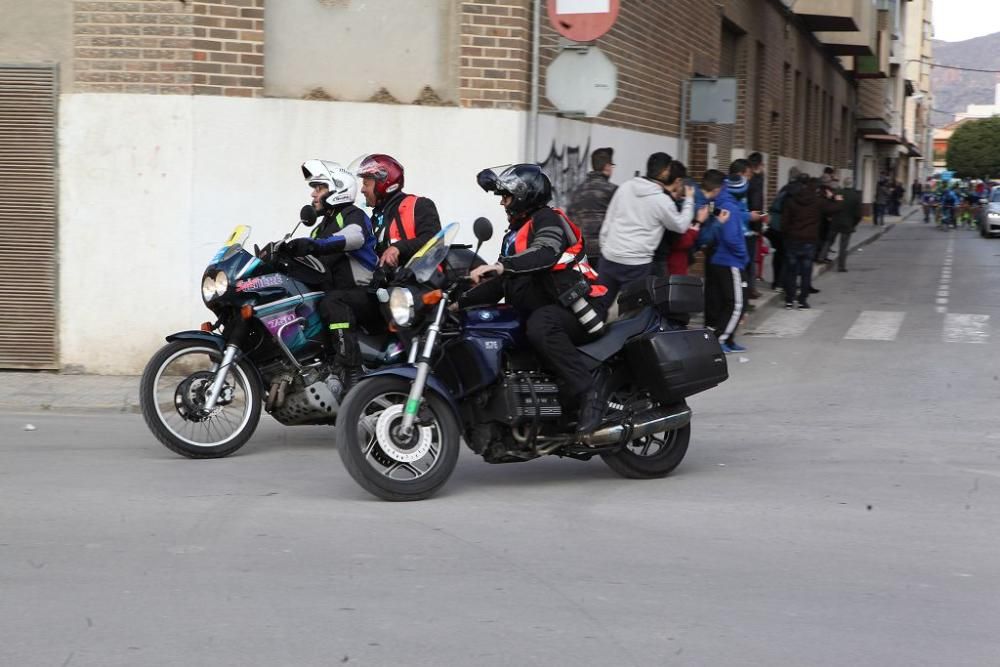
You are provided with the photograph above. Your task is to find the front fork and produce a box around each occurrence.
[203,317,249,411]
[398,296,448,437]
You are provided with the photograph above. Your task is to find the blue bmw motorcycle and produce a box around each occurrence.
[335,219,730,501]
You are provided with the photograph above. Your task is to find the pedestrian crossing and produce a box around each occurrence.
[748,309,991,344]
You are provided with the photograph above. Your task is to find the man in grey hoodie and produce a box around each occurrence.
[598,152,695,310]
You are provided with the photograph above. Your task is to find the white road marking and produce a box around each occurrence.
[943,314,990,344]
[844,311,906,341]
[750,309,824,338]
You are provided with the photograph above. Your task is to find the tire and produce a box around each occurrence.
[140,340,262,459]
[335,376,460,501]
[601,421,691,479]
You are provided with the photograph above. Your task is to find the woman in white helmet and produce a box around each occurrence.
[284,160,380,397]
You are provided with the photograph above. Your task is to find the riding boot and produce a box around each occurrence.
[575,387,604,436]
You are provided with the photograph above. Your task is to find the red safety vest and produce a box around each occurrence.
[513,208,607,298]
[388,194,419,243]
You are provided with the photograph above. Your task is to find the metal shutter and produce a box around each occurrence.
[0,65,58,369]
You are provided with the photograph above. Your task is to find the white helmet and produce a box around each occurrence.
[301,159,358,207]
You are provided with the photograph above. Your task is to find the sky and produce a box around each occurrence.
[932,0,1000,42]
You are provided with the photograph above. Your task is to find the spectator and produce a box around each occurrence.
[598,152,693,310]
[765,167,802,291]
[820,175,862,272]
[782,176,841,309]
[566,147,616,272]
[890,180,904,215]
[910,178,923,205]
[701,169,749,353]
[874,180,890,226]
[746,152,766,298]
[652,161,709,276]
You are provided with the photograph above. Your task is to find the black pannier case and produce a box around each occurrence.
[617,275,703,316]
[624,328,728,403]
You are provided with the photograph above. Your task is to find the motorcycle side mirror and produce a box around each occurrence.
[299,204,318,227]
[473,217,493,243]
[472,216,493,260]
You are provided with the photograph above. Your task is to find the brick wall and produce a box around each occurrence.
[458,1,532,110]
[73,0,263,97]
[191,0,264,97]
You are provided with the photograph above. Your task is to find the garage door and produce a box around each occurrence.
[0,65,59,369]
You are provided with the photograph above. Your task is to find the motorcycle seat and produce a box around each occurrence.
[577,307,657,362]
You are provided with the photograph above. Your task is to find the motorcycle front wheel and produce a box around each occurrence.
[335,376,460,501]
[139,340,262,458]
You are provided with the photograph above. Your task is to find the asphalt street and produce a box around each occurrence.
[2,219,1000,666]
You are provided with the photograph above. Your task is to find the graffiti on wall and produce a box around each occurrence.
[536,138,591,208]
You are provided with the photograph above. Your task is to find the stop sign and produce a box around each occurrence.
[547,0,620,42]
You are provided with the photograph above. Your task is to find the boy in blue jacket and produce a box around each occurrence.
[701,169,750,353]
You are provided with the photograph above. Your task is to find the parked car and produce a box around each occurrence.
[981,186,1000,238]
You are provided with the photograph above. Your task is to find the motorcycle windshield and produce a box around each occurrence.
[405,222,459,283]
[211,225,252,264]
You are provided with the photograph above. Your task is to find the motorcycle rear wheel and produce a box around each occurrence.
[600,421,691,479]
[140,340,262,459]
[335,376,460,501]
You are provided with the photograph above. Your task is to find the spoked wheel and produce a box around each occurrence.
[139,340,261,458]
[335,376,459,501]
[601,400,691,479]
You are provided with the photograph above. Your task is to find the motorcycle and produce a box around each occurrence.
[139,207,403,459]
[334,218,730,501]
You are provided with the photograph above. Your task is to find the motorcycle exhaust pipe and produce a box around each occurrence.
[582,405,692,447]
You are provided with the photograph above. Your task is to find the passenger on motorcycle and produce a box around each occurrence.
[467,164,608,436]
[283,160,379,397]
[354,153,443,267]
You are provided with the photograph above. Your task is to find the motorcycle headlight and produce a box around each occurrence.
[388,287,415,327]
[201,270,229,303]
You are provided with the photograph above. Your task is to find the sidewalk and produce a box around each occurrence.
[744,204,919,325]
[0,208,915,415]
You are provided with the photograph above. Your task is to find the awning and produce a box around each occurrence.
[905,142,922,158]
[862,133,903,144]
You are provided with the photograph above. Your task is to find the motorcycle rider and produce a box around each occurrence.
[354,153,442,267]
[466,164,608,437]
[282,160,379,396]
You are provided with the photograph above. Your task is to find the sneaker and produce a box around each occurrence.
[720,343,735,354]
[798,302,811,309]
[785,302,795,310]
[726,342,748,352]
[809,287,820,294]
[837,267,847,273]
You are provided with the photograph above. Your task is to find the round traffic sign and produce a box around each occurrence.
[547,0,620,43]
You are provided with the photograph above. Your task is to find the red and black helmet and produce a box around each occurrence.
[354,154,404,202]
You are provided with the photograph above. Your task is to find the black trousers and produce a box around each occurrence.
[525,304,603,398]
[766,230,785,288]
[704,264,745,345]
[596,258,651,312]
[820,230,852,270]
[318,288,381,367]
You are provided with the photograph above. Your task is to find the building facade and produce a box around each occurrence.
[0,0,926,372]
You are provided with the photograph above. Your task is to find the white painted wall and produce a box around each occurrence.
[60,93,850,373]
[59,94,523,373]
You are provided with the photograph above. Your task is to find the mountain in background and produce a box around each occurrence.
[931,31,1000,127]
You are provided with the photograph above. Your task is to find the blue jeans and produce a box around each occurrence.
[596,258,651,312]
[784,241,815,305]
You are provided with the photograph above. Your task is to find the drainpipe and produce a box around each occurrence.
[526,0,541,164]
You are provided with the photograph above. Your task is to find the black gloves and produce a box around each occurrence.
[284,238,318,256]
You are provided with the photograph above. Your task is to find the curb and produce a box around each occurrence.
[747,208,916,322]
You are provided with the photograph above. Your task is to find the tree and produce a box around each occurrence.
[946,116,1000,179]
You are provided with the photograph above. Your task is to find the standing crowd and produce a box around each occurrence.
[567,148,864,354]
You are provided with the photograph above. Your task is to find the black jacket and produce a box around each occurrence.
[783,186,842,243]
[462,207,583,313]
[312,203,371,289]
[372,191,441,264]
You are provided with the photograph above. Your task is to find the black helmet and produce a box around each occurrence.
[477,164,552,223]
